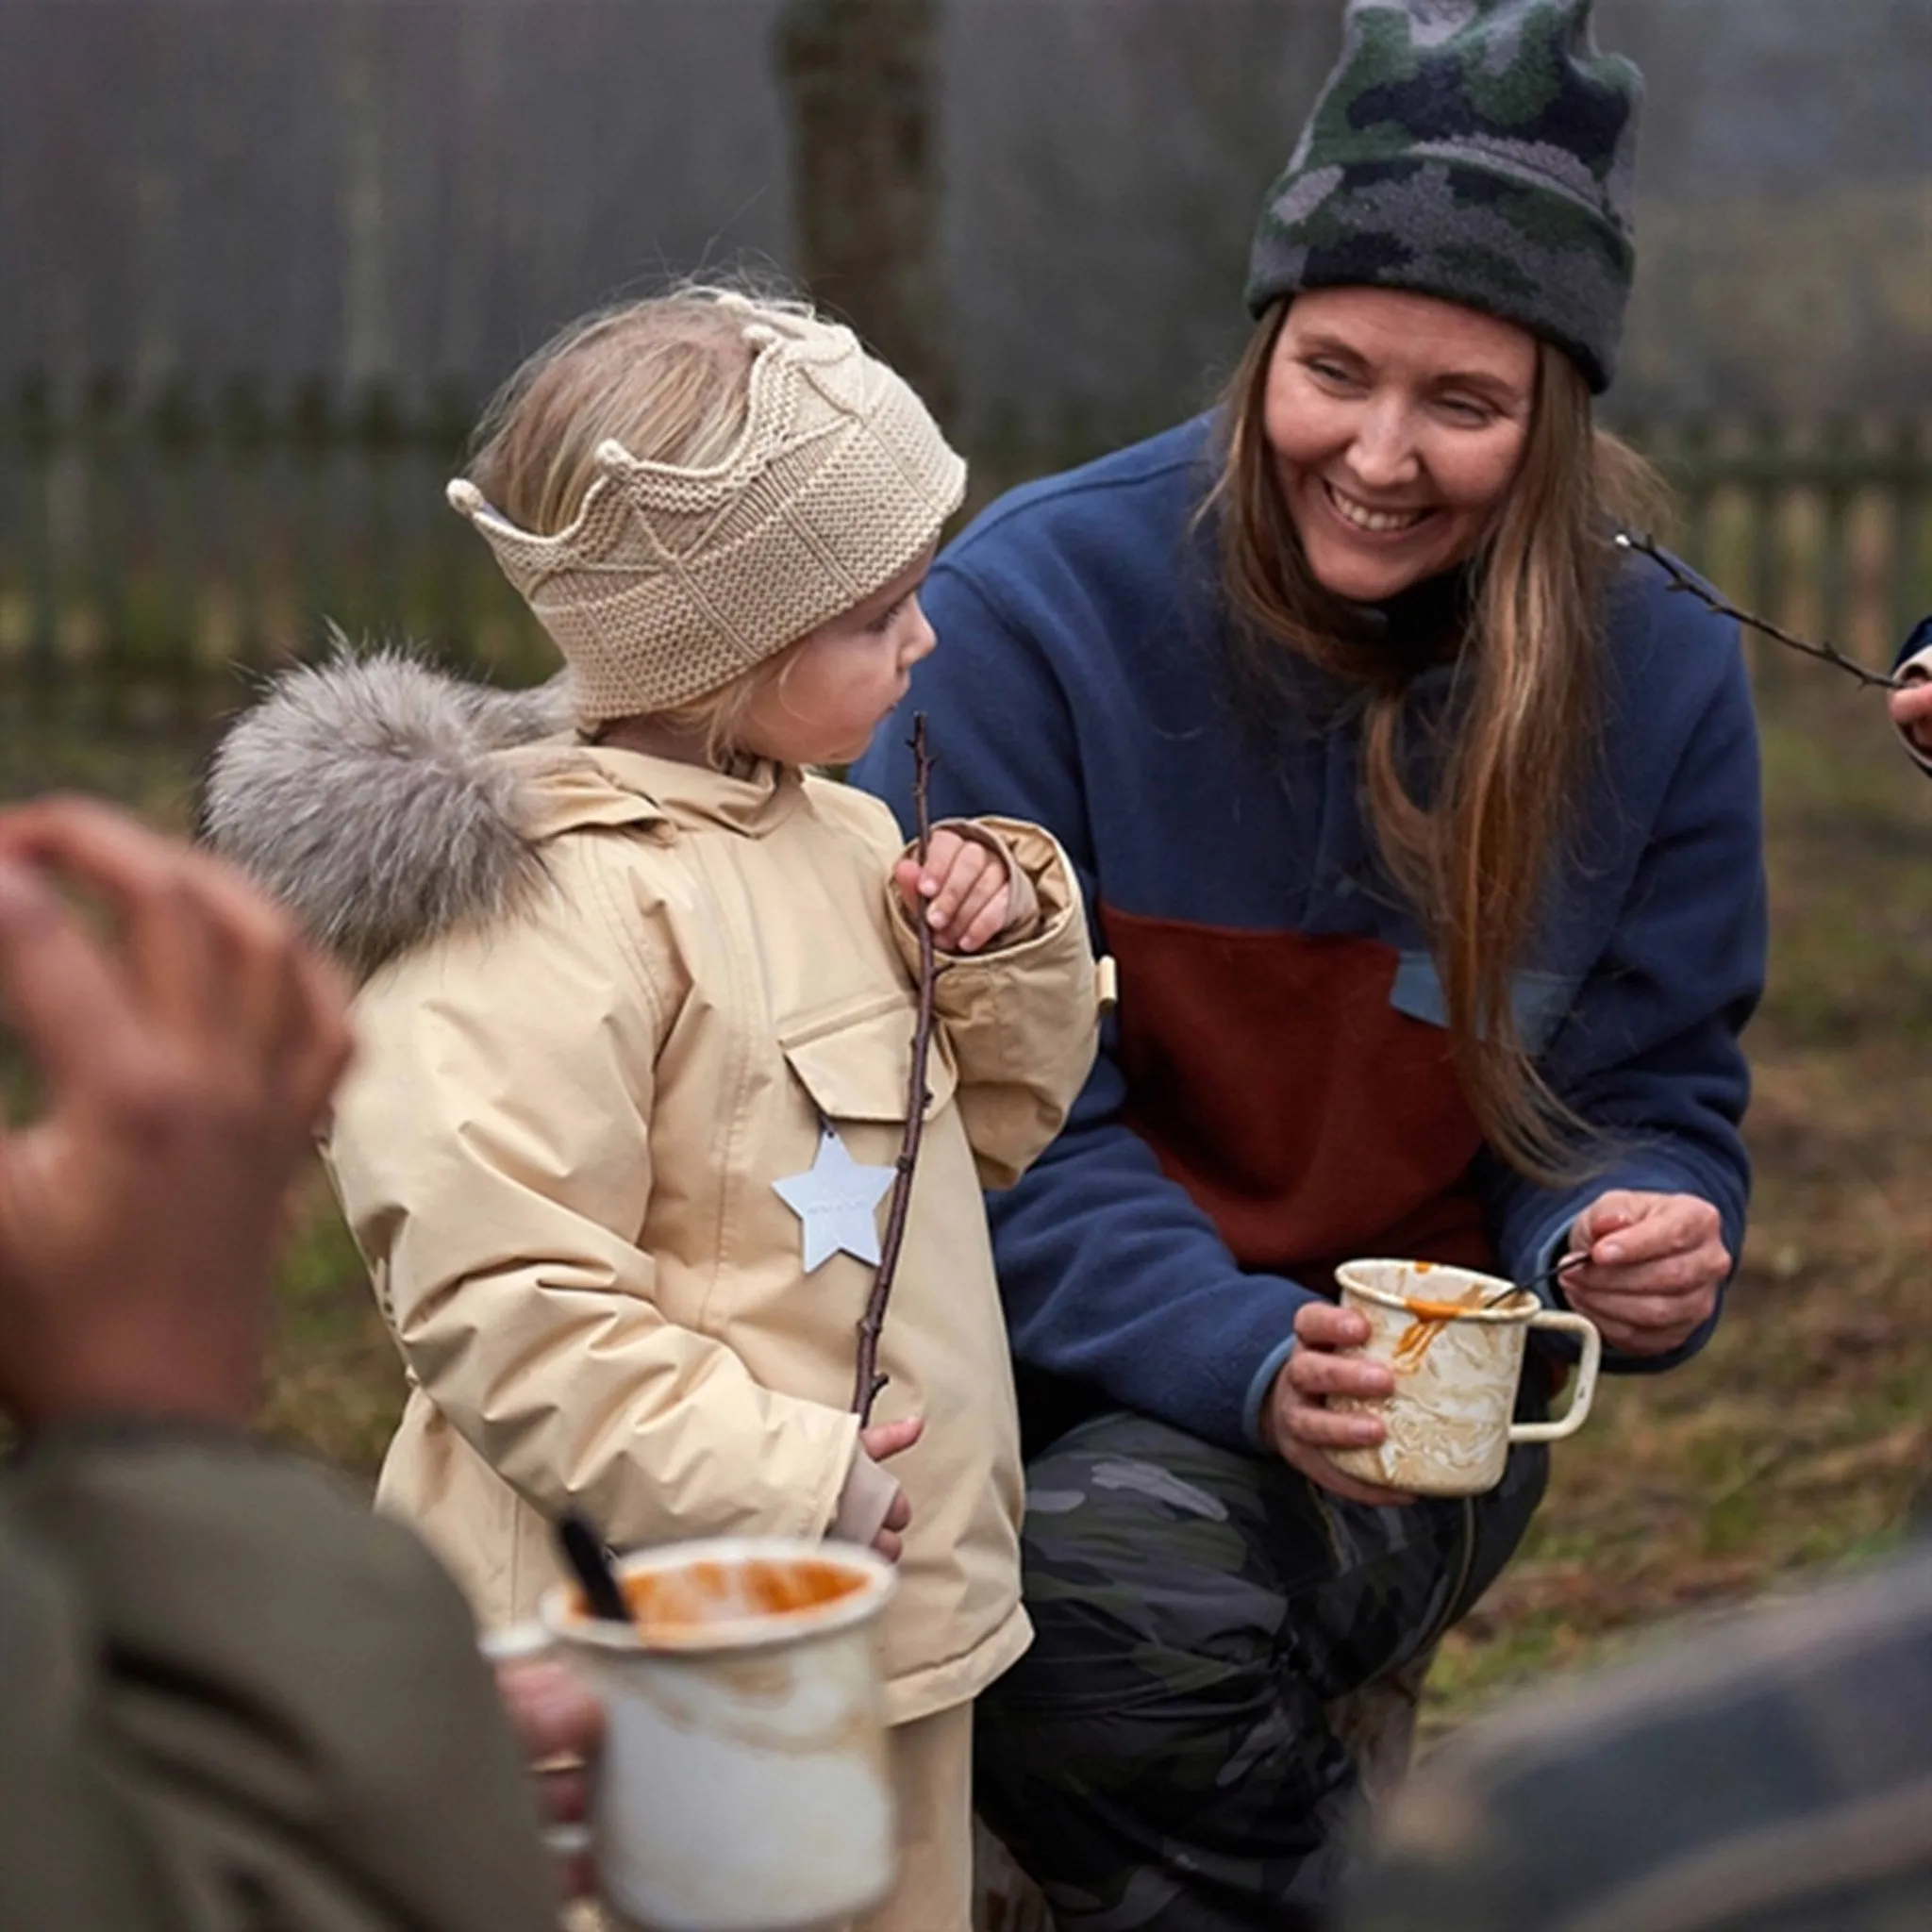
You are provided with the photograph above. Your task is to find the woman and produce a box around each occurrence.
[852,2,1766,1925]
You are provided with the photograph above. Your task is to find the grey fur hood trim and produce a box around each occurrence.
[202,647,574,980]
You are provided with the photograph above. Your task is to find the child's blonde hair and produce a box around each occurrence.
[465,288,796,757]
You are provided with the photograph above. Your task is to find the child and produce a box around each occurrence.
[1891,615,1932,772]
[204,289,1100,1931]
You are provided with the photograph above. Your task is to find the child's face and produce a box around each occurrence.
[738,548,939,766]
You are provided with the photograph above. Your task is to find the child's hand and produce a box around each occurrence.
[858,1414,923,1561]
[894,830,1011,953]
[1890,668,1932,754]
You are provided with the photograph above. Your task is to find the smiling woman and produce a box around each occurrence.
[849,2,1768,1924]
[1262,290,1537,604]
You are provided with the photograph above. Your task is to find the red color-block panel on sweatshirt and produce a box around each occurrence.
[1104,906,1496,1288]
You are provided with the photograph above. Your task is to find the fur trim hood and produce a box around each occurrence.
[202,650,575,980]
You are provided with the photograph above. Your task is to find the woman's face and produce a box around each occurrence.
[1262,287,1538,604]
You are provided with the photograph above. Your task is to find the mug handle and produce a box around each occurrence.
[1507,1311,1602,1443]
[477,1623,594,1864]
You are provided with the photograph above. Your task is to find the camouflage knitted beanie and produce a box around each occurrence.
[1245,0,1642,391]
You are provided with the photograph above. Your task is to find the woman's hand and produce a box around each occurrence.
[1889,666,1932,754]
[1260,1302,1416,1508]
[1557,1190,1729,1355]
[893,828,1011,953]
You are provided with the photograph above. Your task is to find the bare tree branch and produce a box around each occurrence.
[1615,530,1906,691]
[853,712,939,1424]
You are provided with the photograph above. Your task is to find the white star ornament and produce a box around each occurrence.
[772,1125,896,1273]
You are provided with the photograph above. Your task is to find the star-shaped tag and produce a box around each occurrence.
[773,1125,896,1273]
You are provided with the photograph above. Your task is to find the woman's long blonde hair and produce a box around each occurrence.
[1208,301,1668,1182]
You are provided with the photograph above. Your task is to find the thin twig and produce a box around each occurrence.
[1615,530,1906,691]
[854,712,939,1424]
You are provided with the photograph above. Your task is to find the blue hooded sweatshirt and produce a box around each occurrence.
[852,418,1766,1454]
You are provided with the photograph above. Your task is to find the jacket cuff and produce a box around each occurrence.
[881,816,1091,1003]
[1241,1335,1298,1450]
[827,1446,901,1549]
[1894,644,1932,774]
[928,818,1041,943]
[1515,1214,1579,1310]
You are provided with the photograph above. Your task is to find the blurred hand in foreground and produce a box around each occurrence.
[494,1656,605,1901]
[0,797,352,1429]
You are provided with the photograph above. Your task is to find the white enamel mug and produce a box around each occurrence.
[504,1537,897,1932]
[1326,1258,1603,1496]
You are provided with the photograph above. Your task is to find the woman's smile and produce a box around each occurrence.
[1320,479,1431,537]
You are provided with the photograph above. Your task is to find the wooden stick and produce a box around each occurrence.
[853,712,939,1424]
[1615,530,1906,691]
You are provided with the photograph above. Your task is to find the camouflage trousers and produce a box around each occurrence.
[974,1407,1549,1931]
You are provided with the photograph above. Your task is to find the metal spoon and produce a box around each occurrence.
[1478,1247,1587,1310]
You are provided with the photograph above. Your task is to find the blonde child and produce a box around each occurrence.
[205,289,1100,1930]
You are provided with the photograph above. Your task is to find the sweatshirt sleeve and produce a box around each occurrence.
[0,1424,556,1932]
[328,849,860,1553]
[882,814,1102,1191]
[851,566,1320,1452]
[1474,631,1766,1373]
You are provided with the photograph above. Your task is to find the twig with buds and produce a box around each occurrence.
[853,712,939,1424]
[1615,530,1906,691]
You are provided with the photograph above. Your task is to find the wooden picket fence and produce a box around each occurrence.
[0,375,1927,749]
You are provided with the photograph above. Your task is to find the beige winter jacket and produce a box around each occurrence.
[209,658,1099,1726]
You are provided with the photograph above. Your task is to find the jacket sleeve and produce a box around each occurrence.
[882,814,1102,1190]
[0,1424,555,1932]
[851,567,1320,1453]
[1893,617,1932,776]
[1474,633,1766,1373]
[328,855,860,1552]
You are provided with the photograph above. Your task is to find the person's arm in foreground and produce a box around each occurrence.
[0,799,561,1932]
[1339,1538,1932,1932]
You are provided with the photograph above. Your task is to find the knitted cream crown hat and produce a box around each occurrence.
[447,295,966,724]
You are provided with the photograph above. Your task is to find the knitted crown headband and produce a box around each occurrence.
[448,296,966,724]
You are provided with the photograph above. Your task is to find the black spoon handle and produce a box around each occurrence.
[557,1512,629,1624]
[1479,1248,1588,1309]
[1524,1248,1590,1297]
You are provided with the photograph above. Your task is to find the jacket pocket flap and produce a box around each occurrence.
[778,993,958,1124]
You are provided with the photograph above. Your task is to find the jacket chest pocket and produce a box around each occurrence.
[775,991,959,1129]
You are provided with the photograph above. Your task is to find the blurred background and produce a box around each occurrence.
[1,0,1926,1728]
